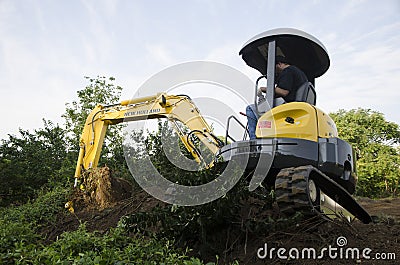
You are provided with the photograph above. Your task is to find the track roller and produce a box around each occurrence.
[274,166,372,224]
[275,166,320,217]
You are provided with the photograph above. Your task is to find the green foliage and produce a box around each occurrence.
[0,219,39,264]
[331,108,400,197]
[0,120,68,206]
[129,120,225,186]
[0,187,202,265]
[0,187,68,264]
[31,224,200,265]
[0,186,68,227]
[62,76,122,146]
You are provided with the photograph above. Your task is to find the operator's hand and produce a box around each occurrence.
[257,87,266,104]
[258,86,267,96]
[258,96,266,104]
[257,87,264,97]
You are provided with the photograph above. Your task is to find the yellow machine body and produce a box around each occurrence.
[255,102,338,142]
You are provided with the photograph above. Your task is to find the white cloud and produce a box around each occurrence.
[317,21,400,123]
[145,44,176,66]
[0,1,14,31]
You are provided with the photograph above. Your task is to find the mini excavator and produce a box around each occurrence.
[72,28,372,223]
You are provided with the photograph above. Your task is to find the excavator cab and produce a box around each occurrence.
[239,28,329,110]
[218,28,372,223]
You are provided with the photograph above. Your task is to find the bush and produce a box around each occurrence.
[0,186,69,227]
[0,187,205,265]
[0,121,68,206]
[0,219,39,264]
[28,224,203,265]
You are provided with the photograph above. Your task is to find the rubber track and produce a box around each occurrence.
[275,166,316,217]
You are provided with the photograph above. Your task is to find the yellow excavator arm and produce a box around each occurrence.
[74,93,224,186]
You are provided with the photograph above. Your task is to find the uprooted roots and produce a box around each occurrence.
[72,166,133,211]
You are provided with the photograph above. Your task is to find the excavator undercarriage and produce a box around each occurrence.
[275,166,372,223]
[217,137,372,224]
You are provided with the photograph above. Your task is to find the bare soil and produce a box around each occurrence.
[230,198,400,265]
[44,168,400,264]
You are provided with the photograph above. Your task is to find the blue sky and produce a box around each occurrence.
[1,0,399,139]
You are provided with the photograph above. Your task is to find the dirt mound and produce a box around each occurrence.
[71,166,133,211]
[43,168,165,241]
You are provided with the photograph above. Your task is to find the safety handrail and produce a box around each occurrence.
[225,115,249,145]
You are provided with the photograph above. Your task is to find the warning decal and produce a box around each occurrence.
[258,120,272,129]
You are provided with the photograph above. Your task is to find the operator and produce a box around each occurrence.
[245,55,308,139]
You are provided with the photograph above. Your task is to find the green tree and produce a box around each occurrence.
[330,108,400,197]
[63,76,122,146]
[62,76,127,173]
[0,120,67,205]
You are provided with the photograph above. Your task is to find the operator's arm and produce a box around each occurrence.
[274,86,289,97]
[259,86,289,97]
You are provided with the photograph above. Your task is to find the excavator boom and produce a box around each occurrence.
[74,93,223,186]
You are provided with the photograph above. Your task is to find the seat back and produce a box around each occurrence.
[295,82,316,105]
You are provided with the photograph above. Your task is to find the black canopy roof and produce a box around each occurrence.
[239,28,330,81]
